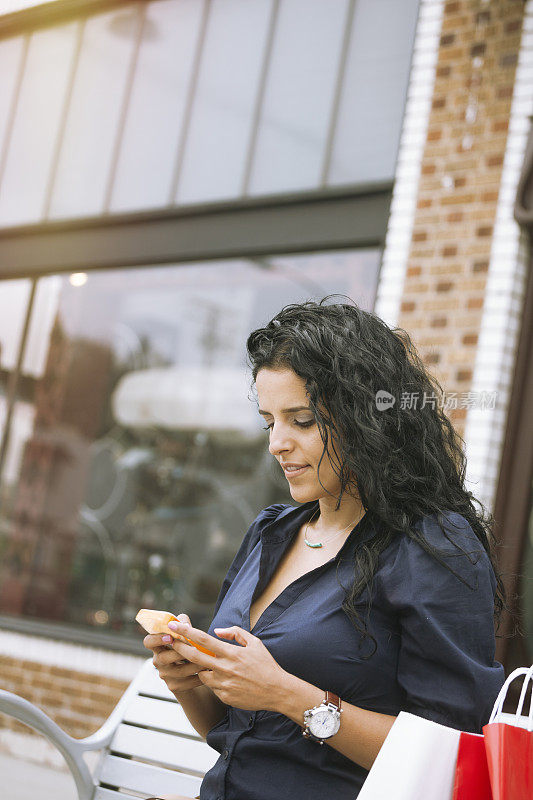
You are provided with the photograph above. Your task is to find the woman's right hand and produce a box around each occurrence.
[143,613,205,695]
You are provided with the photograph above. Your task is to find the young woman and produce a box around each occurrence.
[144,297,507,800]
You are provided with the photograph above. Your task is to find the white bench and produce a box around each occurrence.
[0,657,218,799]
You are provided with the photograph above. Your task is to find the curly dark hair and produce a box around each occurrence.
[246,294,516,657]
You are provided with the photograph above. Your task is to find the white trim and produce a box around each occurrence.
[375,0,445,327]
[464,1,533,512]
[0,629,145,680]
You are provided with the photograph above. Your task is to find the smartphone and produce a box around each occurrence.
[135,608,216,657]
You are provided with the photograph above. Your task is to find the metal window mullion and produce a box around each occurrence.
[0,32,29,191]
[0,278,37,485]
[42,17,85,220]
[320,0,357,187]
[102,0,147,214]
[240,0,279,197]
[0,184,393,278]
[167,0,211,205]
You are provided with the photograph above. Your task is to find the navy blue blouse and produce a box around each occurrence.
[199,500,505,800]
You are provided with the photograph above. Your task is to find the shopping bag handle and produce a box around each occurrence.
[488,664,533,730]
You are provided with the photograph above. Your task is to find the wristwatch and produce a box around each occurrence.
[302,690,342,744]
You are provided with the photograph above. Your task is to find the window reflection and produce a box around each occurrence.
[0,251,379,638]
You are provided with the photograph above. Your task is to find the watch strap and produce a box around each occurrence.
[302,690,342,744]
[324,690,341,711]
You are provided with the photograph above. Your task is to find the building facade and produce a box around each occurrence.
[0,0,531,772]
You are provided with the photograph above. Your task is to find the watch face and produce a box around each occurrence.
[309,708,339,738]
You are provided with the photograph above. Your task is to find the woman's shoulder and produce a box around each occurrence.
[239,503,293,552]
[253,503,293,527]
[377,509,495,595]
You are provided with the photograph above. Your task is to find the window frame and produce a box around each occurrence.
[493,118,533,669]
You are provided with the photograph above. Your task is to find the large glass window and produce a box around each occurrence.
[0,0,420,224]
[0,250,380,647]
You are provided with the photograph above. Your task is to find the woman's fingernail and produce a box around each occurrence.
[162,635,172,643]
[168,621,179,630]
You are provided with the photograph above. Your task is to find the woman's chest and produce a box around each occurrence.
[209,543,402,707]
[249,528,336,629]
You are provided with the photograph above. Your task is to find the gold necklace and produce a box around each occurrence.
[303,507,365,549]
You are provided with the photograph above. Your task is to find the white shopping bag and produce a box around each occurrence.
[357,711,463,800]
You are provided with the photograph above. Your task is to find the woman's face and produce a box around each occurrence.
[255,367,343,504]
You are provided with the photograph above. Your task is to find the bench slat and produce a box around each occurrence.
[139,667,177,700]
[99,753,202,797]
[110,724,219,773]
[123,695,199,737]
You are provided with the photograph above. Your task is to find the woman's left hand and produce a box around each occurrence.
[165,620,289,711]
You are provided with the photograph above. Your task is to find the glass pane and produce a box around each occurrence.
[328,0,419,185]
[0,279,31,468]
[21,276,62,379]
[175,0,272,204]
[0,250,379,639]
[0,35,25,166]
[0,23,78,226]
[0,279,31,371]
[110,0,205,212]
[49,6,141,219]
[247,0,348,196]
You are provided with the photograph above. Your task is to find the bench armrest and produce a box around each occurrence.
[0,689,94,800]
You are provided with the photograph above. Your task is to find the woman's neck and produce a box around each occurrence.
[309,496,366,536]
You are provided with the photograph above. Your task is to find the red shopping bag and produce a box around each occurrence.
[452,731,493,800]
[482,665,533,800]
[483,724,533,800]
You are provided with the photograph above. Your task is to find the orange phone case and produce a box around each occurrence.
[135,609,216,657]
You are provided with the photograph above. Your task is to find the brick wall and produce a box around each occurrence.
[397,0,525,438]
[0,654,127,741]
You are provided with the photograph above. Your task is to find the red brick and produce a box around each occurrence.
[462,333,478,345]
[401,301,416,313]
[456,369,473,382]
[437,281,454,292]
[486,154,503,167]
[427,128,443,142]
[442,246,458,257]
[497,85,513,100]
[441,34,456,47]
[447,211,463,222]
[470,42,486,57]
[450,408,467,421]
[476,10,491,25]
[445,1,460,14]
[467,297,484,309]
[504,19,522,34]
